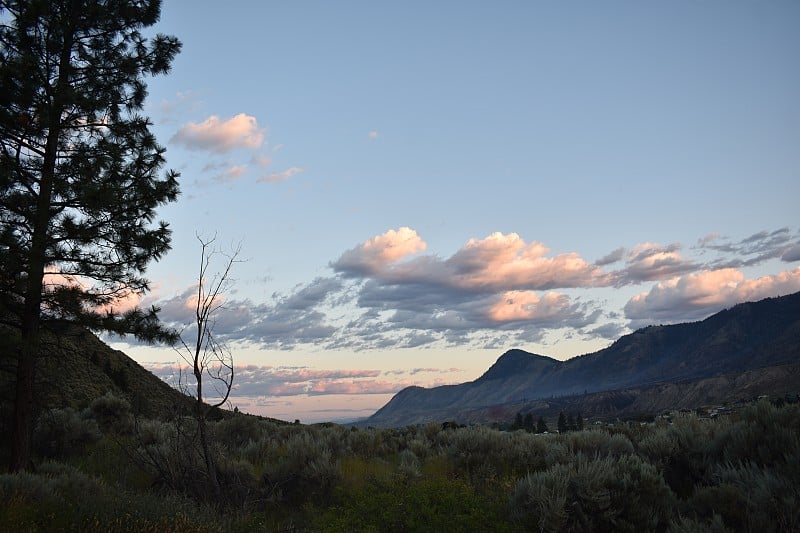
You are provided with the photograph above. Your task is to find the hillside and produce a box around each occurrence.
[0,325,248,430]
[364,292,800,427]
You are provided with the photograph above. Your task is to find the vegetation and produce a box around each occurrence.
[0,0,181,471]
[1,396,798,531]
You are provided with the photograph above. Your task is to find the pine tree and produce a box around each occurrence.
[523,412,534,433]
[511,411,524,431]
[0,0,181,471]
[557,411,567,434]
[536,416,548,434]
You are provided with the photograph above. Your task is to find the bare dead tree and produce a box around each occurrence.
[175,234,242,501]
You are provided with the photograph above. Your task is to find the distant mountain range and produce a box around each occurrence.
[363,292,800,427]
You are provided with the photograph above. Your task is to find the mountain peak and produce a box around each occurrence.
[477,349,559,382]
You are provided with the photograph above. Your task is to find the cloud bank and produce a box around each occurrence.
[144,226,800,354]
[144,363,459,398]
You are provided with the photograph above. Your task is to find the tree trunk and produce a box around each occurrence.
[197,405,222,502]
[9,17,73,472]
[195,364,221,501]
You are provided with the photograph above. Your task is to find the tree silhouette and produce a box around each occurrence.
[0,0,180,471]
[558,411,567,434]
[523,412,535,433]
[511,411,524,431]
[175,235,241,500]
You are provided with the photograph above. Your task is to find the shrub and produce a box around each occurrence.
[510,464,570,531]
[86,392,134,435]
[397,448,421,478]
[511,453,675,532]
[315,475,512,532]
[0,461,223,531]
[211,414,269,451]
[261,431,340,505]
[33,408,101,458]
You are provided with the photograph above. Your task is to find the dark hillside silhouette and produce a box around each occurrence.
[365,292,800,426]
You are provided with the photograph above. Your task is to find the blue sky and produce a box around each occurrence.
[111,1,800,423]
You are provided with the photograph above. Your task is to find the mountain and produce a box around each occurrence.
[364,292,800,427]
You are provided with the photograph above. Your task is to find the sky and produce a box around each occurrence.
[108,0,800,423]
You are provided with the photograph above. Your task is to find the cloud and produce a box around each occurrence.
[42,266,145,314]
[487,291,577,323]
[215,164,247,183]
[368,130,380,140]
[155,91,202,122]
[171,113,265,153]
[612,242,699,285]
[258,166,304,184]
[334,230,606,291]
[145,363,414,397]
[333,227,427,275]
[698,227,798,268]
[595,247,625,266]
[445,232,605,291]
[781,244,800,262]
[624,266,800,323]
[252,154,271,168]
[324,228,610,350]
[132,226,798,355]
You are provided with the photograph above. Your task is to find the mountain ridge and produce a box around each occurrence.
[365,292,800,427]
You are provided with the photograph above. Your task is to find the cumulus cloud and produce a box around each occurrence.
[257,166,304,184]
[334,229,606,291]
[171,113,265,153]
[333,227,427,275]
[624,266,800,323]
[325,229,611,350]
[487,291,576,323]
[445,233,607,291]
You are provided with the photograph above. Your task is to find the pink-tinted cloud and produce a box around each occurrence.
[334,227,427,274]
[487,291,574,323]
[334,229,605,291]
[257,166,304,184]
[171,113,265,153]
[42,266,145,314]
[446,232,606,291]
[625,266,800,322]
